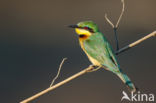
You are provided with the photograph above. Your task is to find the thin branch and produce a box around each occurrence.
[88,65,102,72]
[20,65,96,103]
[20,31,155,103]
[116,31,156,55]
[105,0,125,28]
[116,0,125,28]
[105,14,114,28]
[105,0,125,51]
[114,28,119,50]
[50,58,67,87]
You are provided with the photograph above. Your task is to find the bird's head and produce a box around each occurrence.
[69,21,99,38]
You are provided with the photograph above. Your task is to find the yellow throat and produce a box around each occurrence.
[75,28,92,36]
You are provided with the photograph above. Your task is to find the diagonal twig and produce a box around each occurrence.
[105,14,115,28]
[20,65,96,103]
[50,58,67,87]
[116,0,125,28]
[115,31,156,55]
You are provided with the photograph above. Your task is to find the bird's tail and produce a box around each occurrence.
[116,71,137,93]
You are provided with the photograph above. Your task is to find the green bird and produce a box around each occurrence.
[69,21,137,92]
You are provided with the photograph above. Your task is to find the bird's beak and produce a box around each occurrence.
[68,25,79,28]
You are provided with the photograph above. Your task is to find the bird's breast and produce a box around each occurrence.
[79,39,101,66]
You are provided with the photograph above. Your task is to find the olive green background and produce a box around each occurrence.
[0,0,155,103]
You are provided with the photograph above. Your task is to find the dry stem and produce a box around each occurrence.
[116,31,156,55]
[105,0,125,50]
[20,65,95,103]
[105,0,125,28]
[116,0,125,28]
[50,58,67,87]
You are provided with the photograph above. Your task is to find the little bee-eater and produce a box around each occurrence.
[69,21,137,92]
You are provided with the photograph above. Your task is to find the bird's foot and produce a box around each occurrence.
[86,65,102,72]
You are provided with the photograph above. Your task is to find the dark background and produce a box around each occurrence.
[0,0,155,103]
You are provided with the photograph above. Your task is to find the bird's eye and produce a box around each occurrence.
[84,27,89,30]
[83,26,94,33]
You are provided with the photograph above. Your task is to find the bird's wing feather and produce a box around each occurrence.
[106,41,119,67]
[83,33,119,72]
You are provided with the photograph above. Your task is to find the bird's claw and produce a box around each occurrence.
[86,65,102,72]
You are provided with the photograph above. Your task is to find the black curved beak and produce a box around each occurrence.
[68,25,79,28]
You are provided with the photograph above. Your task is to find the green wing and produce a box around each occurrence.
[84,32,120,72]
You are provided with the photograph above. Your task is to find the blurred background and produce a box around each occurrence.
[0,0,156,103]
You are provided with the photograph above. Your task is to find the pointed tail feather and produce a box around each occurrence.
[117,72,137,92]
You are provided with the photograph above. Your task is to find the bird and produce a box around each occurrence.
[69,21,137,92]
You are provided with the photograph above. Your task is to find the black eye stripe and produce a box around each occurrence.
[78,26,94,33]
[88,28,94,33]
